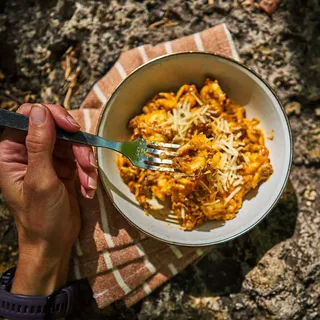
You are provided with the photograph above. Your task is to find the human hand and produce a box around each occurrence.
[0,103,98,295]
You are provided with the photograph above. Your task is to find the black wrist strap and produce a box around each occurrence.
[0,287,74,320]
[0,268,75,320]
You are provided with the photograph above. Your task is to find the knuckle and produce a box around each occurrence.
[0,143,5,162]
[24,176,58,194]
[0,141,12,163]
[26,134,50,154]
[24,175,40,192]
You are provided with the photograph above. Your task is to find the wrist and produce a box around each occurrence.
[11,247,72,296]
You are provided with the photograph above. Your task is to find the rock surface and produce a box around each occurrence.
[0,0,319,319]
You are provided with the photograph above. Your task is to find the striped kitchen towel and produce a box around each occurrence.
[69,23,239,309]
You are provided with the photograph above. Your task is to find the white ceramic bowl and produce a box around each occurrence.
[97,52,293,246]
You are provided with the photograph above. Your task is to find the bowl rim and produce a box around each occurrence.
[96,51,294,247]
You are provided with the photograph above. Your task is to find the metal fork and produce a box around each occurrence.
[0,108,179,172]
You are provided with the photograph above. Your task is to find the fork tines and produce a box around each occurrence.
[145,165,175,172]
[146,148,178,158]
[144,141,180,172]
[145,157,173,165]
[147,142,180,149]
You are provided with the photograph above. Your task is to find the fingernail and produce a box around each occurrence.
[30,105,46,125]
[86,189,95,199]
[88,173,97,190]
[89,152,98,168]
[66,115,81,128]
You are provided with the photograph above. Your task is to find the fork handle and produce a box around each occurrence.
[0,108,108,148]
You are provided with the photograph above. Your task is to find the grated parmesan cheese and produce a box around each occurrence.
[166,100,245,194]
[203,199,220,206]
[207,118,245,192]
[191,91,204,106]
[166,100,212,141]
[242,154,250,164]
[225,186,242,205]
[200,180,212,193]
[181,207,186,219]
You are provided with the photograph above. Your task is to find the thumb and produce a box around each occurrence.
[25,104,57,187]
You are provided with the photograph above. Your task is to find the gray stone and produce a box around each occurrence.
[0,0,319,319]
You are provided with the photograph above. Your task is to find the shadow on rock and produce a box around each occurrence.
[128,179,299,320]
[281,0,320,103]
[189,179,298,296]
[149,179,298,299]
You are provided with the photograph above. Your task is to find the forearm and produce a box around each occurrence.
[11,248,71,296]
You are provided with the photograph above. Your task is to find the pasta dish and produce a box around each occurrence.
[117,79,273,230]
